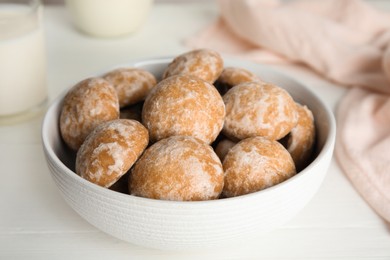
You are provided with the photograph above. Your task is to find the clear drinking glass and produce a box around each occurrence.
[0,0,47,124]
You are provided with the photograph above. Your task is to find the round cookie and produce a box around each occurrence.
[283,103,316,171]
[223,81,298,141]
[76,119,149,188]
[60,77,119,151]
[214,138,236,162]
[215,67,263,95]
[103,68,156,108]
[142,74,225,144]
[162,49,223,84]
[129,136,224,201]
[222,137,296,198]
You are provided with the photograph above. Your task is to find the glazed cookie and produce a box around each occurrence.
[129,136,224,201]
[222,137,296,198]
[215,67,263,95]
[162,49,224,84]
[60,77,119,151]
[283,103,316,171]
[223,81,298,141]
[142,74,225,144]
[103,68,156,108]
[76,119,149,188]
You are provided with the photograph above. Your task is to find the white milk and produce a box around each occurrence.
[65,0,153,37]
[0,5,47,117]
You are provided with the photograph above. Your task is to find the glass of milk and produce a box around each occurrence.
[0,0,47,124]
[65,0,154,38]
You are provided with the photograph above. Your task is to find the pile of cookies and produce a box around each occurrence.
[59,49,316,201]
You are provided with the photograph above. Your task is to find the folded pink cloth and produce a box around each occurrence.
[336,87,390,222]
[187,0,390,222]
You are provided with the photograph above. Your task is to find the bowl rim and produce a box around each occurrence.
[41,56,336,207]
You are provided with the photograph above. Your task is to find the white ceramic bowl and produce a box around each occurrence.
[42,57,336,250]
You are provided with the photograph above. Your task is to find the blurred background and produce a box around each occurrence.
[42,0,210,3]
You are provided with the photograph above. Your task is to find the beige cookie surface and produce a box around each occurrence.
[103,68,156,108]
[142,74,225,144]
[216,67,263,95]
[60,77,119,151]
[162,49,223,84]
[129,136,224,201]
[223,81,298,141]
[76,119,149,188]
[284,103,316,171]
[222,137,296,198]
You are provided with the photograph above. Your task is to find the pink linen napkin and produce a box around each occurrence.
[187,0,390,222]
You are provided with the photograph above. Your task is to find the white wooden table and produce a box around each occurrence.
[1,2,389,259]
